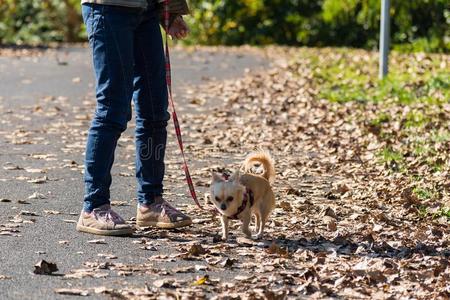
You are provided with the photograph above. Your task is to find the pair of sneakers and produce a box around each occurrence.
[76,197,191,236]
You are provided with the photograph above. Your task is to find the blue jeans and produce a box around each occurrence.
[82,3,169,212]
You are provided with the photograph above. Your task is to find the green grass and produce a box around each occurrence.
[379,147,405,172]
[413,186,437,201]
[437,208,450,219]
[416,205,450,220]
[404,110,430,128]
[417,205,429,218]
[311,49,449,106]
[310,50,449,177]
[301,48,449,221]
[369,112,390,126]
[318,72,449,105]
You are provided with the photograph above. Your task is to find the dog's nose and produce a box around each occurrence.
[220,204,227,210]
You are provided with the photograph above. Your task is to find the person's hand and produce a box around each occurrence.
[167,16,189,39]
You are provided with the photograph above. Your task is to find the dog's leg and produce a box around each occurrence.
[255,215,267,239]
[220,216,229,241]
[256,194,274,239]
[241,213,252,238]
[254,212,261,233]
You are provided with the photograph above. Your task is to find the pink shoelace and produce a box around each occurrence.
[92,206,125,224]
[155,201,181,216]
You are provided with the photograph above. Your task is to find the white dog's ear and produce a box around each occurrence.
[229,170,240,183]
[212,172,224,182]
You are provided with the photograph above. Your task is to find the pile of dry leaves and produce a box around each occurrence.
[176,47,449,298]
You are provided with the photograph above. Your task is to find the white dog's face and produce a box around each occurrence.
[210,172,245,217]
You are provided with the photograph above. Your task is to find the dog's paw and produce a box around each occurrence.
[254,233,264,239]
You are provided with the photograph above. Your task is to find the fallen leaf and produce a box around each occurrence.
[34,260,58,275]
[27,176,48,184]
[54,288,89,296]
[188,244,207,256]
[321,207,337,219]
[153,278,176,288]
[266,242,289,257]
[192,275,209,286]
[28,192,47,199]
[324,216,337,231]
[62,219,77,223]
[19,211,39,216]
[3,162,22,170]
[98,253,118,259]
[87,239,107,244]
[219,257,235,268]
[195,265,208,271]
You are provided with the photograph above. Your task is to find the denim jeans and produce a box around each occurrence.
[82,3,170,212]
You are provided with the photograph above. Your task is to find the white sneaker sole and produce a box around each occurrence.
[136,219,192,229]
[76,224,134,236]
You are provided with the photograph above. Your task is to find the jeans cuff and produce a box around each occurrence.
[137,194,162,206]
[83,200,110,212]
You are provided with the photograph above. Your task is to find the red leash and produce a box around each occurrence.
[163,0,202,209]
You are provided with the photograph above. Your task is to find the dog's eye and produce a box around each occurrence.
[215,196,221,202]
[227,196,234,202]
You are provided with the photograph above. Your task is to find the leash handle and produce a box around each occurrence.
[163,0,203,210]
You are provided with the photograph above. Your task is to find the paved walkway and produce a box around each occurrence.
[0,46,269,299]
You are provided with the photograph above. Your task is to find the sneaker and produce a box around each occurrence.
[136,197,192,229]
[76,204,134,236]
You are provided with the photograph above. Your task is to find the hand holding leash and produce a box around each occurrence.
[167,15,189,39]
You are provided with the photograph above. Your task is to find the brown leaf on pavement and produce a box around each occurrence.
[54,288,89,296]
[34,260,58,275]
[188,244,207,256]
[87,239,107,244]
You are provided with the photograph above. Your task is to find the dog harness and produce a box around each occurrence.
[229,188,255,220]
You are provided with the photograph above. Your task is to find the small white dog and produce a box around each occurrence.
[210,150,275,240]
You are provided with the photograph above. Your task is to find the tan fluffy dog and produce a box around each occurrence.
[210,150,275,240]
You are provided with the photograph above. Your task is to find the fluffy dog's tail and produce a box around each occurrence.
[243,150,275,184]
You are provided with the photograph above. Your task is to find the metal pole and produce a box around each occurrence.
[379,0,390,79]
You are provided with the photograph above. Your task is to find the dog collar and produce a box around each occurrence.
[229,188,254,220]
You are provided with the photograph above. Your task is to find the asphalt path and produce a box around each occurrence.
[0,46,269,299]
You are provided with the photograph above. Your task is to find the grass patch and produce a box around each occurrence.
[312,50,449,106]
[311,50,449,171]
[413,186,437,201]
[436,207,450,219]
[303,48,449,221]
[416,205,450,220]
[379,147,404,172]
[403,110,430,128]
[369,112,390,126]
